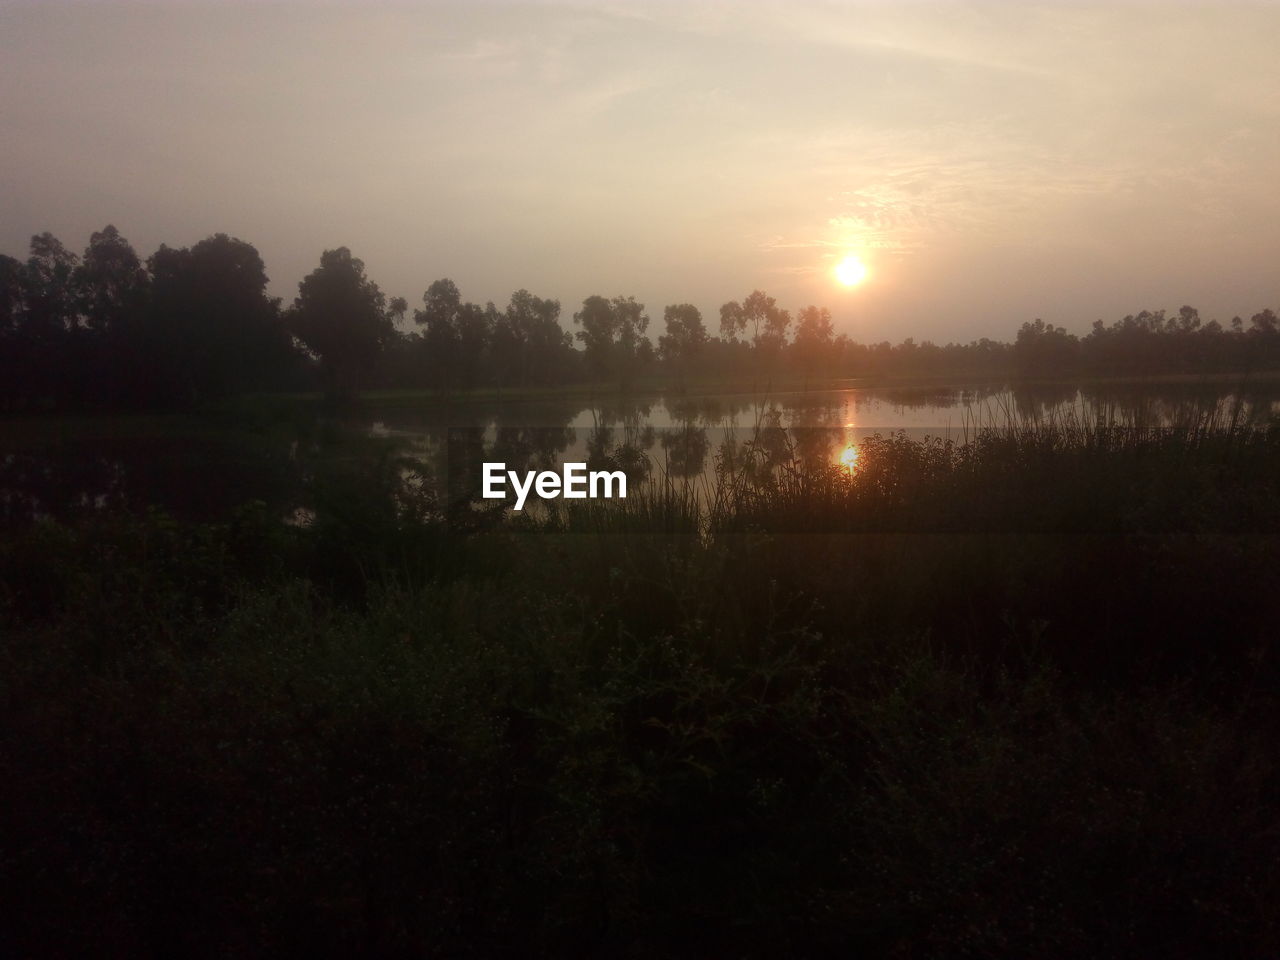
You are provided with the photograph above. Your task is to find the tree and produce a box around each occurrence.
[792,305,834,384]
[70,226,151,404]
[612,295,650,389]
[23,232,82,337]
[573,294,651,389]
[1014,318,1079,376]
[719,290,789,348]
[388,296,408,325]
[0,255,24,410]
[658,303,707,386]
[11,233,81,406]
[503,289,571,386]
[720,289,790,382]
[1250,308,1278,334]
[455,300,493,389]
[290,247,394,394]
[574,295,616,380]
[78,225,148,336]
[416,278,463,390]
[148,234,293,404]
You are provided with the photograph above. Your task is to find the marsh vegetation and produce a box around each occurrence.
[3,389,1278,957]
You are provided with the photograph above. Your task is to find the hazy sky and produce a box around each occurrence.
[3,1,1278,342]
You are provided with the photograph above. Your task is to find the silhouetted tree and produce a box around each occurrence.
[574,295,616,380]
[417,279,462,390]
[9,233,81,406]
[73,226,150,404]
[720,289,790,380]
[612,295,651,390]
[573,294,651,388]
[658,303,707,387]
[0,254,24,410]
[502,289,572,386]
[456,300,493,389]
[720,291,788,348]
[1015,318,1079,376]
[290,247,394,395]
[78,225,148,336]
[792,305,834,386]
[149,234,293,405]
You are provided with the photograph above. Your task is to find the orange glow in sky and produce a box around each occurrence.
[835,255,868,287]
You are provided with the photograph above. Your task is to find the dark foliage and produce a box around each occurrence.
[2,419,1279,957]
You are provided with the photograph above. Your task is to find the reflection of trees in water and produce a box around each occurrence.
[591,398,652,430]
[716,409,843,488]
[579,399,657,482]
[659,425,710,479]
[444,420,576,517]
[0,434,305,527]
[790,425,845,471]
[585,423,655,483]
[12,379,1279,528]
[491,424,575,473]
[1078,383,1275,428]
[1009,383,1081,421]
[662,393,757,428]
[878,387,970,410]
[776,395,836,428]
[659,397,714,479]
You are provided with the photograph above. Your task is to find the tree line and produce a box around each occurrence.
[2,225,1278,411]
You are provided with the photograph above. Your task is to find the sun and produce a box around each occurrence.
[834,254,868,287]
[839,443,860,470]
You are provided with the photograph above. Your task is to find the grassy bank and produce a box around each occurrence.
[2,417,1279,957]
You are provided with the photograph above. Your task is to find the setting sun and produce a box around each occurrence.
[835,255,868,287]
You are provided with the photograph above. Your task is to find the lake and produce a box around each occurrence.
[3,379,1278,526]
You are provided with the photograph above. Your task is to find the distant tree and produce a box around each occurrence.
[290,247,394,395]
[792,305,834,385]
[71,226,150,404]
[1251,308,1278,334]
[456,300,493,389]
[23,232,82,337]
[148,234,294,405]
[416,278,464,390]
[658,303,707,386]
[573,294,650,389]
[503,289,571,386]
[0,254,24,410]
[388,296,408,325]
[574,295,616,380]
[1014,318,1079,376]
[78,225,148,336]
[720,290,788,348]
[720,289,790,381]
[489,304,522,389]
[612,295,651,389]
[10,233,81,406]
[718,300,745,343]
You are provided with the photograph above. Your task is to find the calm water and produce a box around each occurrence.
[3,380,1278,525]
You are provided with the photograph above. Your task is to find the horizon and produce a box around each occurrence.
[3,1,1279,342]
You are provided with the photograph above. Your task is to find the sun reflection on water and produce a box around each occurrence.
[839,442,860,471]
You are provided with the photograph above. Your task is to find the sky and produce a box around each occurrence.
[2,0,1279,343]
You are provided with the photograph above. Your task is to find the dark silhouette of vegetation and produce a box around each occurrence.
[657,303,707,387]
[289,247,396,396]
[3,410,1279,956]
[573,294,653,390]
[5,226,1280,411]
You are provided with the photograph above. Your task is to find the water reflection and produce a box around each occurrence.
[838,443,860,472]
[2,379,1277,525]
